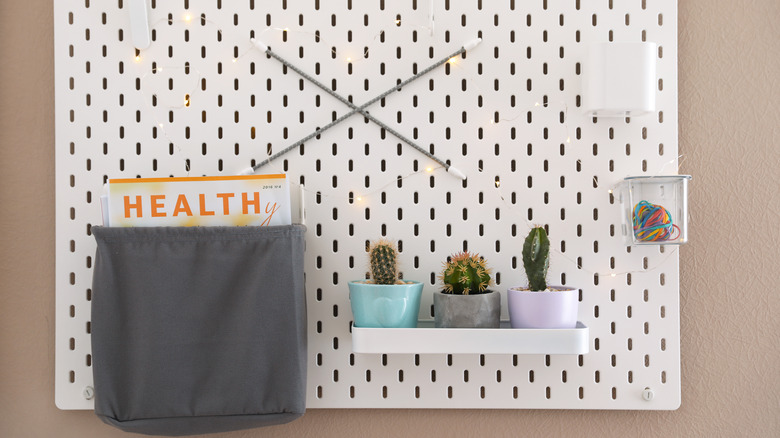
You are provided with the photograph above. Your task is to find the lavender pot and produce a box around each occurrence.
[507,286,579,329]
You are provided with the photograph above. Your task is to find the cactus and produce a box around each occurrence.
[368,239,399,285]
[522,226,550,291]
[439,251,493,295]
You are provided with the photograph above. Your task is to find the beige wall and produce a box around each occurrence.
[1,0,778,436]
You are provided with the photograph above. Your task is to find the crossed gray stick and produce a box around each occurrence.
[239,37,483,180]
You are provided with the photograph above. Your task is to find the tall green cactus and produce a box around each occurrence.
[522,227,550,291]
[369,239,399,285]
[439,251,493,295]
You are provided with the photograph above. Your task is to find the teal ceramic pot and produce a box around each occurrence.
[348,281,424,328]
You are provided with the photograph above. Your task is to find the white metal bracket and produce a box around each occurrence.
[128,0,151,50]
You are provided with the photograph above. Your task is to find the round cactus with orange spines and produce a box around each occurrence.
[439,251,493,295]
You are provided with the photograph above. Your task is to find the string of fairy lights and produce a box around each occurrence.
[131,8,685,281]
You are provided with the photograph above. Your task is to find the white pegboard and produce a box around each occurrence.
[55,0,681,410]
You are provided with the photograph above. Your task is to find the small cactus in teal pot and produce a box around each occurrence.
[368,239,399,284]
[522,226,550,291]
[439,251,494,295]
[349,238,423,328]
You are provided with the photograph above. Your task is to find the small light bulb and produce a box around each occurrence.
[448,57,456,64]
[395,19,401,24]
[184,14,192,22]
[232,58,238,63]
[426,167,434,173]
[611,273,617,278]
[356,196,362,202]
[134,55,141,62]
[566,136,571,143]
[283,28,290,31]
[158,123,164,128]
[534,102,541,107]
[495,181,501,188]
[608,189,613,194]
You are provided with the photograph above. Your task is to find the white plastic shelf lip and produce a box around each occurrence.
[351,322,589,355]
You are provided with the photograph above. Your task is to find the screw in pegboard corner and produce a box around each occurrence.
[83,386,95,400]
[642,387,654,401]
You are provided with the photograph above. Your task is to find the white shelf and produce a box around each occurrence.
[351,321,589,355]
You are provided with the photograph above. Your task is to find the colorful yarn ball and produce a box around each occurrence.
[632,200,680,242]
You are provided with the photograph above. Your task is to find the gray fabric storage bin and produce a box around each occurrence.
[90,225,307,436]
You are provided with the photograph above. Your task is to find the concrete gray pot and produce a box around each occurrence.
[433,290,501,328]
